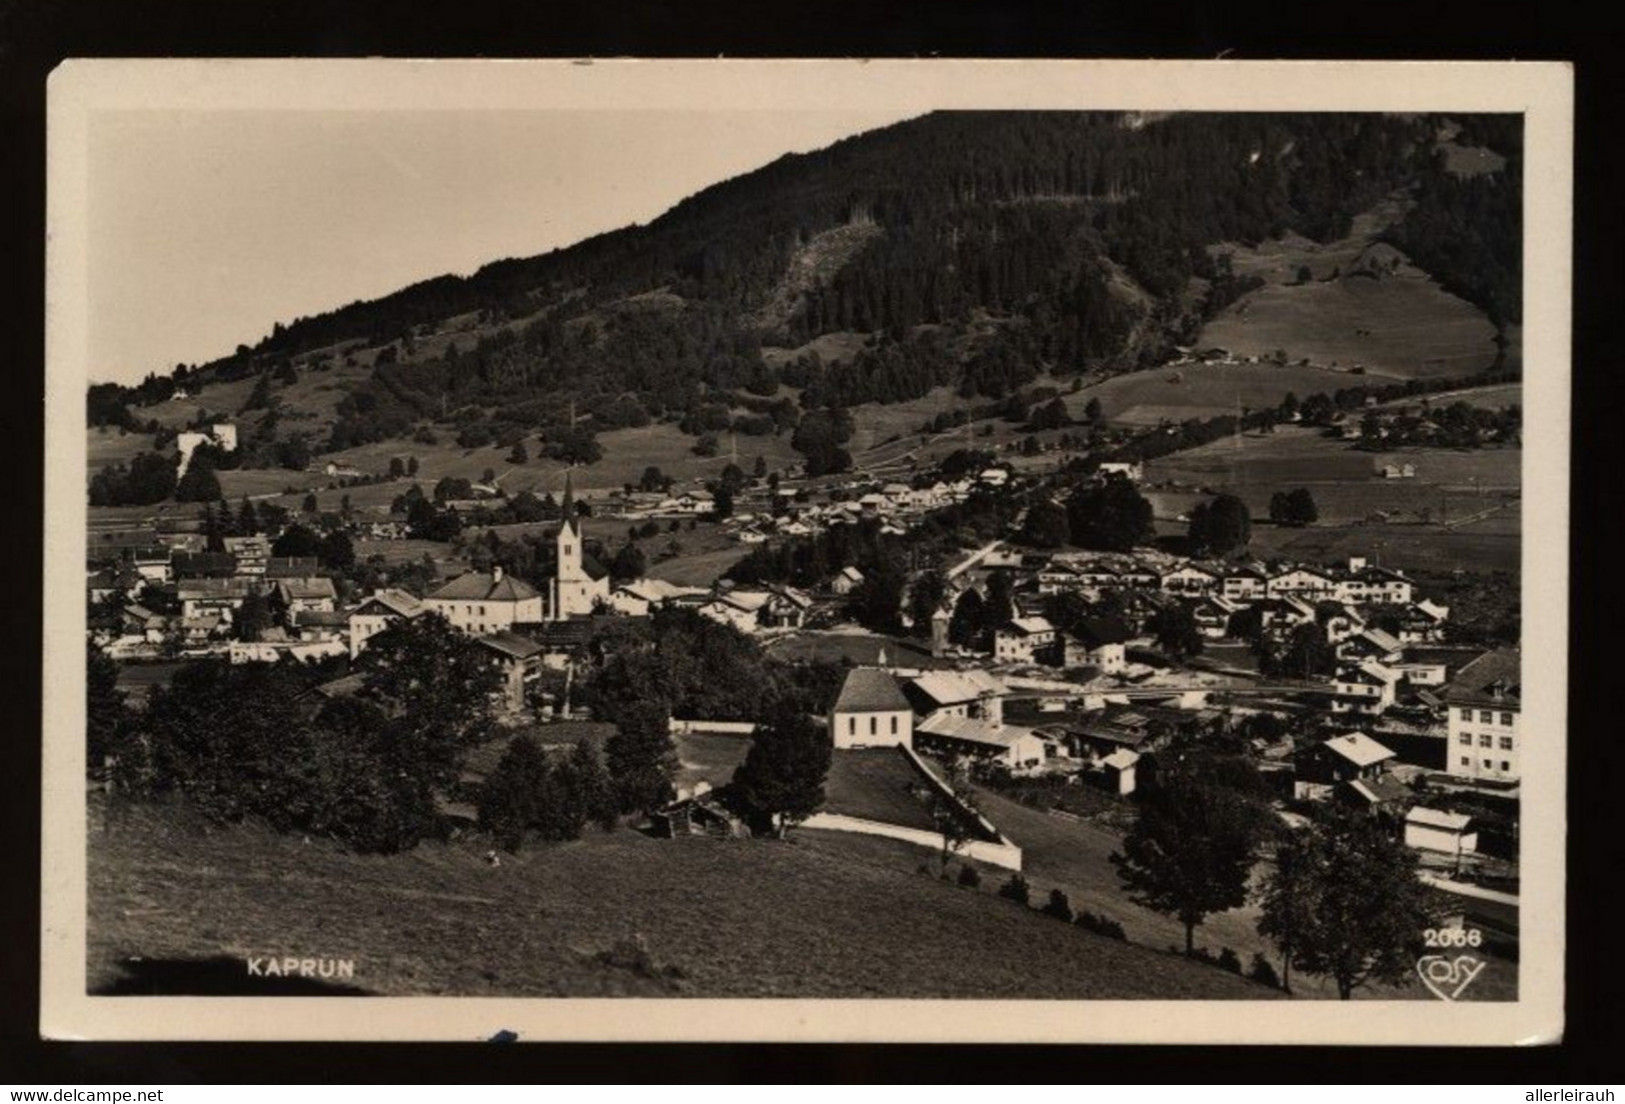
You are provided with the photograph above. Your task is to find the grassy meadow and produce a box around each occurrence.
[88,798,1274,1000]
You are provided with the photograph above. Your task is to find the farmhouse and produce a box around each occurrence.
[1444,647,1521,783]
[608,577,698,617]
[904,669,1009,725]
[348,588,425,658]
[1335,558,1415,605]
[1294,731,1399,803]
[914,713,1046,771]
[223,535,271,576]
[1220,565,1268,602]
[424,567,545,636]
[828,667,913,750]
[994,616,1057,664]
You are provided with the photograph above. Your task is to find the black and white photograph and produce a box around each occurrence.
[41,59,1572,1044]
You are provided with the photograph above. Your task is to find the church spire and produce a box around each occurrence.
[560,471,578,535]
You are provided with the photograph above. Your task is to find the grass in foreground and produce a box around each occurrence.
[88,797,1276,1000]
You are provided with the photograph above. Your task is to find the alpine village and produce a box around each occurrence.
[84,111,1523,1001]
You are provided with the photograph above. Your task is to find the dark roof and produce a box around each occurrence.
[429,571,541,603]
[1071,616,1130,648]
[477,631,546,660]
[1445,648,1521,708]
[830,668,910,714]
[172,551,237,578]
[580,553,609,582]
[264,556,322,578]
[292,609,349,628]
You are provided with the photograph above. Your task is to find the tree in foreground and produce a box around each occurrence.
[477,735,552,852]
[1258,804,1436,999]
[731,706,832,837]
[86,642,126,770]
[1111,773,1265,956]
[605,698,678,814]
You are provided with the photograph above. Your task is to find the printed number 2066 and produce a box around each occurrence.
[1423,927,1483,948]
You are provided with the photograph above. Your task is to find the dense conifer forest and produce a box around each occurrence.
[95,111,1522,462]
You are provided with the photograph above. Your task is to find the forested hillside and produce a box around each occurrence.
[91,111,1522,467]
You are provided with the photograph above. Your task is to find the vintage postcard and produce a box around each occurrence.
[42,58,1571,1043]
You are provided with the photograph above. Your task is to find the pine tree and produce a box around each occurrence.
[605,698,677,814]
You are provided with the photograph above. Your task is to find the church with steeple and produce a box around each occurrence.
[549,473,611,621]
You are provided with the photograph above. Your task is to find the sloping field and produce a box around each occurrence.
[1069,362,1370,427]
[967,785,1515,1001]
[1198,202,1503,379]
[823,748,939,832]
[87,427,159,474]
[88,799,1272,1000]
[1375,382,1522,412]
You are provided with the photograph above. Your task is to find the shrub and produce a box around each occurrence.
[1041,888,1074,923]
[1248,953,1282,989]
[1075,911,1128,941]
[1216,947,1243,974]
[957,864,981,889]
[997,873,1030,905]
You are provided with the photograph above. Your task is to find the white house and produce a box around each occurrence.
[424,567,544,636]
[994,616,1057,664]
[1445,648,1521,783]
[1161,564,1218,596]
[1267,566,1338,602]
[828,667,914,750]
[1063,616,1130,673]
[1404,807,1479,856]
[914,713,1045,771]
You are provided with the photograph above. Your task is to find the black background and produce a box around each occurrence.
[0,0,1617,1086]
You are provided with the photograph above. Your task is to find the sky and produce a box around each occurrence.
[87,108,919,385]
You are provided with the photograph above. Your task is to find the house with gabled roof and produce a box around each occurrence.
[1063,616,1130,673]
[914,713,1046,771]
[273,576,339,617]
[830,565,865,595]
[477,630,547,711]
[904,669,1009,726]
[994,616,1058,665]
[1330,660,1402,716]
[828,667,913,750]
[348,588,426,658]
[1294,730,1400,803]
[1268,566,1338,602]
[424,566,544,636]
[1161,563,1218,596]
[1219,564,1268,603]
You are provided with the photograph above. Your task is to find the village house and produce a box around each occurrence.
[1062,616,1130,674]
[1404,807,1479,857]
[1321,604,1367,645]
[1041,706,1174,764]
[904,669,1009,726]
[1095,461,1142,482]
[1336,626,1405,666]
[1189,595,1243,640]
[1329,660,1402,717]
[1391,599,1451,643]
[121,602,169,643]
[365,514,412,541]
[1219,565,1268,603]
[1100,748,1141,795]
[1161,564,1218,596]
[1293,731,1401,804]
[994,616,1057,664]
[913,713,1047,772]
[347,588,425,658]
[695,590,765,634]
[272,576,339,618]
[657,490,714,515]
[172,551,238,580]
[977,467,1010,487]
[290,609,349,643]
[228,638,347,665]
[608,577,692,617]
[223,535,272,576]
[177,576,256,622]
[423,567,545,636]
[1334,557,1416,605]
[477,631,547,712]
[1267,566,1339,602]
[828,667,914,750]
[1444,647,1521,783]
